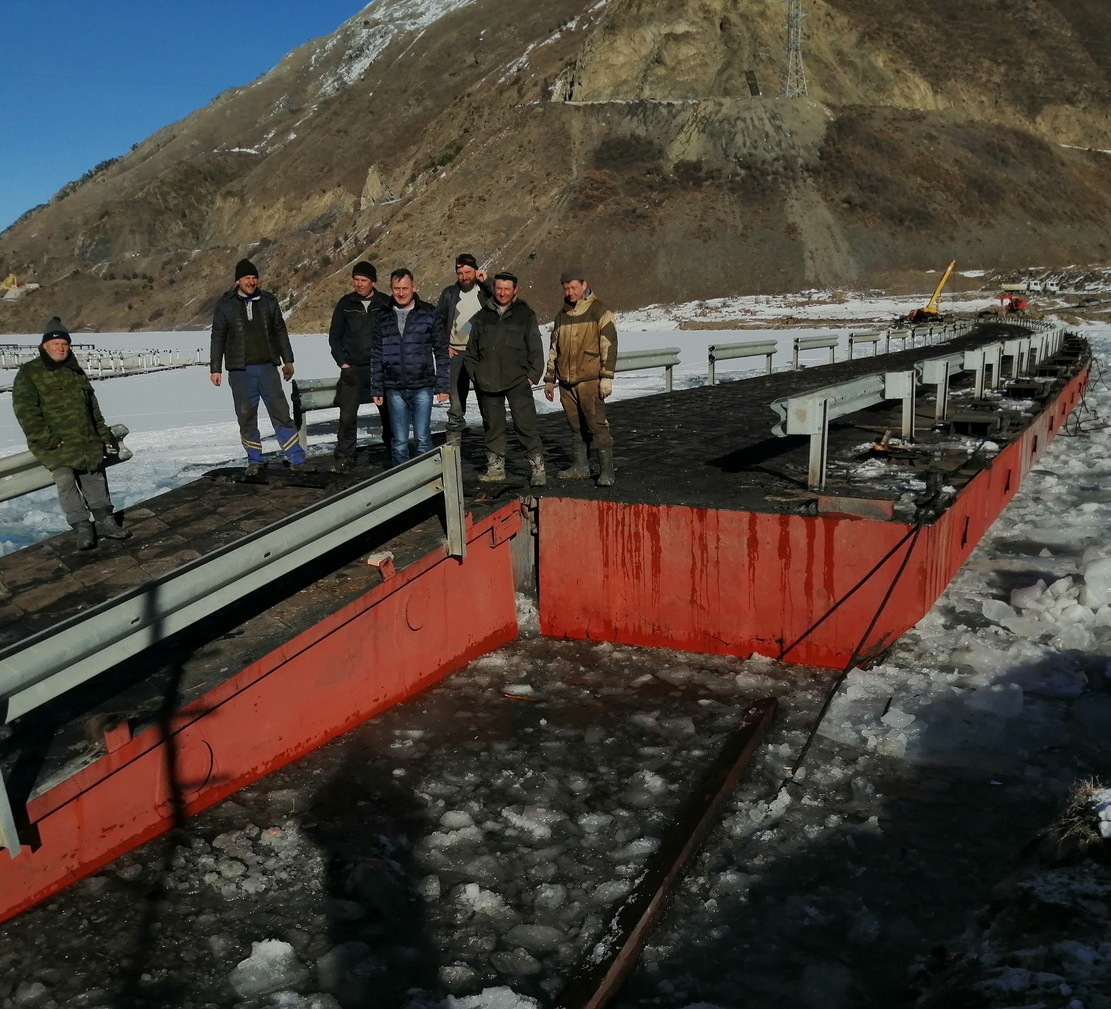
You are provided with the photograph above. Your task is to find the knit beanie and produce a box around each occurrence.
[234,259,258,281]
[351,261,377,282]
[455,253,478,269]
[559,267,586,284]
[41,316,71,344]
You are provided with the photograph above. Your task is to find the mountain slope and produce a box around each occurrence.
[3,0,1111,333]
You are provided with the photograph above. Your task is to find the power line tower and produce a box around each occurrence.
[783,0,808,97]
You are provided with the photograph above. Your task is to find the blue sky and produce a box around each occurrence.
[0,1,365,233]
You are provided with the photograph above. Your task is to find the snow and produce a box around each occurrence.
[4,290,1111,1005]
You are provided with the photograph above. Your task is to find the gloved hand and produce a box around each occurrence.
[104,436,119,457]
[599,378,613,399]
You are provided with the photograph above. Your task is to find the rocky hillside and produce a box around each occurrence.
[3,0,1111,333]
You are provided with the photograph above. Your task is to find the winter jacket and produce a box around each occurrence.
[434,279,493,351]
[464,299,545,394]
[370,299,450,396]
[328,288,392,368]
[544,292,618,386]
[209,288,294,373]
[12,351,114,472]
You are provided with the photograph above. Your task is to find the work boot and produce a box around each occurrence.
[445,429,463,447]
[92,508,131,540]
[528,452,546,488]
[330,455,353,474]
[557,441,590,479]
[479,452,506,483]
[73,520,97,551]
[597,447,616,487]
[243,462,264,479]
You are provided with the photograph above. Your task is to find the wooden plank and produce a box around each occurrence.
[553,697,778,1009]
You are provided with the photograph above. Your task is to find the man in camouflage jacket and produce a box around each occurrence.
[543,268,619,486]
[12,317,131,549]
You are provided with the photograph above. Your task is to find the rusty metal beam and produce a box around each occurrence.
[553,697,778,1009]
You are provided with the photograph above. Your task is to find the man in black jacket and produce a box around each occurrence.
[327,261,392,473]
[210,258,307,477]
[464,272,546,486]
[434,252,492,446]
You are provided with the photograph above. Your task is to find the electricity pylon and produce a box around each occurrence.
[783,0,808,97]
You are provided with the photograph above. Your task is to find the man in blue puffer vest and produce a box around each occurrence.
[370,269,450,464]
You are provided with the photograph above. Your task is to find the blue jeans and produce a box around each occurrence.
[385,387,434,463]
[227,365,305,464]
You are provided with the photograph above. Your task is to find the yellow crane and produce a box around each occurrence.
[907,260,956,323]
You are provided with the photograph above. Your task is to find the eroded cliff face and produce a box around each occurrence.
[3,0,1111,333]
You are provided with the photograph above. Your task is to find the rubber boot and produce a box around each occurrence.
[479,452,506,483]
[557,441,590,479]
[92,508,132,540]
[528,452,546,488]
[445,429,463,447]
[73,520,97,551]
[597,447,616,487]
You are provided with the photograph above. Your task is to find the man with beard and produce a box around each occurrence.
[434,252,491,445]
[13,317,131,549]
[327,261,392,473]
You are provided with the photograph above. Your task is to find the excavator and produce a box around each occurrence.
[904,260,956,324]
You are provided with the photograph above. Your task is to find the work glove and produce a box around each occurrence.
[103,435,119,457]
[599,378,613,399]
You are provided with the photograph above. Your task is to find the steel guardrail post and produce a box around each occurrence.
[440,443,466,559]
[0,775,21,858]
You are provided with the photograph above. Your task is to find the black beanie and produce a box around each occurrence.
[455,253,478,269]
[41,316,71,344]
[351,261,377,282]
[234,258,258,281]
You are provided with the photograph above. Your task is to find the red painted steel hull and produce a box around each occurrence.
[0,506,522,923]
[538,367,1088,669]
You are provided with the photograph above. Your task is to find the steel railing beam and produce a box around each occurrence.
[0,425,133,503]
[0,445,465,728]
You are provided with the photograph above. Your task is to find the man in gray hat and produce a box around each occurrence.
[543,268,619,486]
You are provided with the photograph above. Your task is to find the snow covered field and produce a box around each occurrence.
[2,297,1111,1007]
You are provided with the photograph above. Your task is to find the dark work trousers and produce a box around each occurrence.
[227,365,305,464]
[334,365,391,461]
[476,381,543,457]
[53,466,111,526]
[558,379,614,449]
[446,351,471,433]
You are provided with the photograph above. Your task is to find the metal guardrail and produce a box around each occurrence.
[291,347,685,447]
[0,425,133,502]
[614,347,681,392]
[770,371,917,490]
[0,444,466,855]
[848,331,882,359]
[792,334,838,370]
[707,340,777,384]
